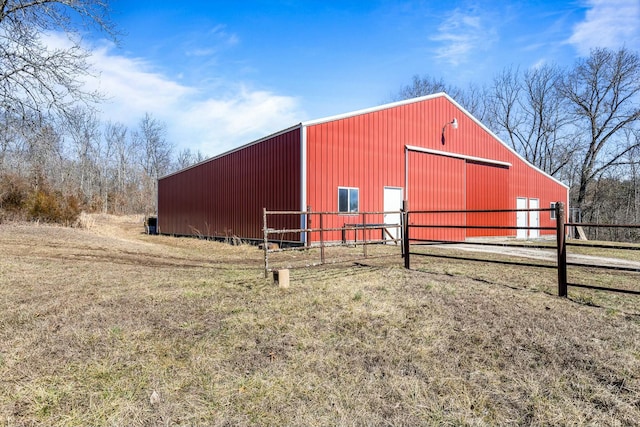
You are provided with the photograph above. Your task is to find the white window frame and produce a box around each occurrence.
[338,187,359,214]
[550,202,557,220]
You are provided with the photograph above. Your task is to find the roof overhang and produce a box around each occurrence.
[405,145,512,168]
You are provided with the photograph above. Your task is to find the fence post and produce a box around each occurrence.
[306,206,312,248]
[363,212,368,258]
[403,201,410,269]
[319,212,325,264]
[556,202,567,297]
[263,208,269,278]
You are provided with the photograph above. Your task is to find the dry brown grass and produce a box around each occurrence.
[1,215,639,426]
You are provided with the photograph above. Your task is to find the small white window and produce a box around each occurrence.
[338,187,359,213]
[550,202,557,220]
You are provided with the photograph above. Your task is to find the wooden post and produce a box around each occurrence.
[403,201,410,269]
[556,202,567,297]
[263,208,269,278]
[319,212,325,265]
[273,269,289,288]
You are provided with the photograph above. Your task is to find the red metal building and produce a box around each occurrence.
[158,93,568,242]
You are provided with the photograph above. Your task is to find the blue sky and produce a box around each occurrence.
[67,0,640,156]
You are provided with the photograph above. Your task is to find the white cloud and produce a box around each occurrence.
[174,88,303,155]
[431,8,498,66]
[43,34,305,157]
[568,0,640,55]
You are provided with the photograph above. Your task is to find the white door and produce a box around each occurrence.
[383,187,403,242]
[516,197,527,239]
[529,198,540,239]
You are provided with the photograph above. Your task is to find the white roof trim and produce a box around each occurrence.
[301,92,447,126]
[405,145,512,167]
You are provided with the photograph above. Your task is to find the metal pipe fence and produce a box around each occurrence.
[403,203,640,297]
[263,208,403,277]
[263,204,639,297]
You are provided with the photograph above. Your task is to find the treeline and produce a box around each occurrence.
[395,47,640,238]
[0,109,205,223]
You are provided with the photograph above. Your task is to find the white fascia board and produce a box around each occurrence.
[301,92,447,127]
[300,125,308,244]
[405,145,512,167]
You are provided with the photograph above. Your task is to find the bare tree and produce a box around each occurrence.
[622,129,640,225]
[0,109,19,168]
[175,147,207,171]
[135,113,173,213]
[391,75,455,101]
[24,118,63,189]
[0,0,115,121]
[103,121,132,213]
[391,74,489,122]
[96,121,120,213]
[558,47,640,211]
[487,65,573,177]
[65,106,100,204]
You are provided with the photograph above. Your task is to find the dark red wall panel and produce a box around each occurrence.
[158,128,301,241]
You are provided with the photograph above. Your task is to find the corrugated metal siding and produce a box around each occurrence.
[160,94,567,243]
[466,162,510,237]
[305,95,567,241]
[408,153,466,241]
[158,128,301,241]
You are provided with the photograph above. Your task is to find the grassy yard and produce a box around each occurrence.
[1,215,639,426]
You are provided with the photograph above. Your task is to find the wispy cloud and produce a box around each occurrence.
[431,8,498,66]
[209,24,240,47]
[184,24,239,58]
[568,0,640,55]
[45,34,305,156]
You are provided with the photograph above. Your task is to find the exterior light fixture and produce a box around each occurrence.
[441,118,458,145]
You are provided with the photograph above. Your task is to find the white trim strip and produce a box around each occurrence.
[300,125,308,244]
[405,145,512,167]
[302,93,446,127]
